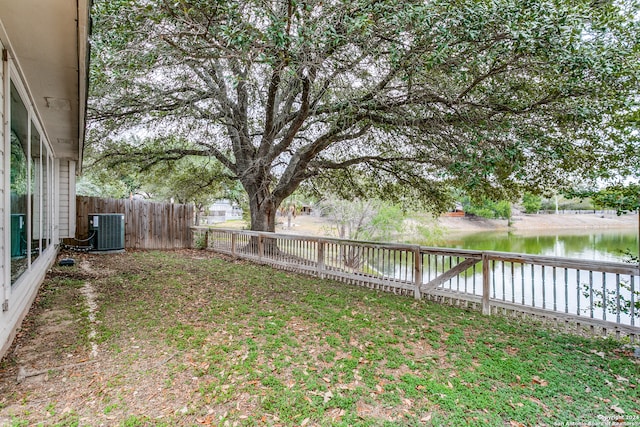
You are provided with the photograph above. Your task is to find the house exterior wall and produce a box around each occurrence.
[0,37,6,322]
[58,160,76,239]
[0,57,54,358]
[0,27,80,360]
[206,200,243,224]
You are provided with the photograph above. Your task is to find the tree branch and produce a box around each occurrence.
[267,75,311,161]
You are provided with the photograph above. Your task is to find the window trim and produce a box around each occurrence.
[5,59,56,288]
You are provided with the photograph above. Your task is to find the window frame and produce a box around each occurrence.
[6,60,56,288]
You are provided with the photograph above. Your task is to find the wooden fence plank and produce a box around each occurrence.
[73,196,194,250]
[422,257,480,292]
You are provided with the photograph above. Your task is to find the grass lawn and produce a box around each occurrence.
[0,249,638,426]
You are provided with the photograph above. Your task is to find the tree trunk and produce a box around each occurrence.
[248,193,277,232]
[242,165,300,234]
[242,187,279,256]
[194,203,203,226]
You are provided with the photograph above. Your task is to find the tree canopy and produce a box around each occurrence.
[80,136,233,210]
[89,0,640,231]
[567,183,640,214]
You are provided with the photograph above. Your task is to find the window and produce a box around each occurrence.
[10,81,28,283]
[31,122,41,262]
[43,152,51,250]
[9,78,54,284]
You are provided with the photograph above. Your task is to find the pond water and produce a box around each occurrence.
[439,228,639,263]
[414,228,639,325]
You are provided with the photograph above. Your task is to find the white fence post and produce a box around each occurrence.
[258,234,264,260]
[482,253,491,315]
[414,247,422,300]
[231,232,236,257]
[318,240,325,279]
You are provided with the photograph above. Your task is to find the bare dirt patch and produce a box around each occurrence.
[0,252,210,425]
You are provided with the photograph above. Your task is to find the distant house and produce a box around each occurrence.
[204,199,243,224]
[0,1,90,359]
[443,203,465,217]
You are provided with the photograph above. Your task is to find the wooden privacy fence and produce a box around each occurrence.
[194,227,640,340]
[74,196,194,249]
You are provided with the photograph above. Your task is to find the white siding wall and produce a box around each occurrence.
[0,2,87,359]
[0,39,5,310]
[0,39,10,357]
[57,160,76,239]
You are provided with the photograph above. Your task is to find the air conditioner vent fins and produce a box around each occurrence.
[88,214,125,251]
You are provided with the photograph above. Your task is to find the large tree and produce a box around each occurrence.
[89,0,640,232]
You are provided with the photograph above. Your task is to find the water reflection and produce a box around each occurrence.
[441,229,638,262]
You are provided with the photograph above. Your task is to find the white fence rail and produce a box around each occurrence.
[194,228,639,340]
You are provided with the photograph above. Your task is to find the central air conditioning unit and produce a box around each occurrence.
[10,213,27,258]
[88,213,125,251]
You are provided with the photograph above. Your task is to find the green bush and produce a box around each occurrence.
[521,193,542,214]
[462,196,511,219]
